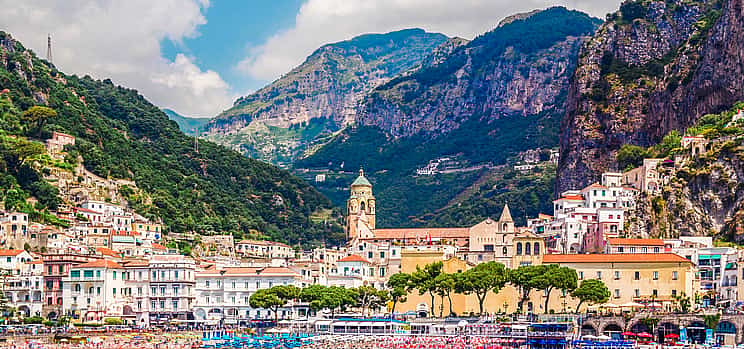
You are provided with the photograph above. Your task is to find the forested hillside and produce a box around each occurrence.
[297,7,600,227]
[0,31,344,246]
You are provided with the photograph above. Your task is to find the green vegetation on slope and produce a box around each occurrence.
[163,109,210,136]
[0,31,344,246]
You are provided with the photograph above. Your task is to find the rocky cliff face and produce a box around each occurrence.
[358,7,601,139]
[557,0,744,193]
[201,29,447,166]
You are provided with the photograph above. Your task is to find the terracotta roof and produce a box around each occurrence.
[607,238,665,246]
[121,260,149,267]
[583,183,608,190]
[337,254,371,263]
[0,249,26,256]
[555,195,583,201]
[96,247,121,257]
[74,207,102,214]
[197,266,299,277]
[151,242,167,250]
[72,259,123,269]
[543,253,690,264]
[371,227,470,240]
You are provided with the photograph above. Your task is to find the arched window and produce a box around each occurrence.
[502,247,507,256]
[503,223,508,231]
[74,284,81,292]
[516,243,522,255]
[534,243,540,255]
[502,235,506,243]
[525,242,531,255]
[360,201,366,211]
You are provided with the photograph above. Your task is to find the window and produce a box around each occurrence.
[71,270,80,278]
[113,288,116,295]
[151,287,156,295]
[174,271,179,279]
[368,252,373,259]
[653,271,659,280]
[614,271,620,280]
[653,247,660,253]
[534,243,539,255]
[113,271,117,280]
[96,287,101,295]
[642,247,648,253]
[618,247,624,253]
[206,280,210,287]
[614,289,620,298]
[379,268,385,277]
[634,289,640,297]
[672,271,678,280]
[652,289,658,297]
[596,271,602,279]
[160,300,165,309]
[671,289,677,297]
[83,270,94,278]
[578,271,584,280]
[380,252,385,259]
[151,301,156,310]
[502,247,508,256]
[634,271,640,280]
[96,270,101,278]
[516,243,522,255]
[172,300,178,310]
[525,242,531,255]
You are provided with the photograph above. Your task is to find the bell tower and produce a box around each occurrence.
[346,168,376,240]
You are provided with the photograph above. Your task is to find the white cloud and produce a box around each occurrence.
[0,0,233,117]
[238,0,620,81]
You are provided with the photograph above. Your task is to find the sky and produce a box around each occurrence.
[0,0,620,118]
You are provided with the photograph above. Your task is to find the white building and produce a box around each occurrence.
[2,259,44,317]
[147,254,195,325]
[0,249,34,274]
[62,259,127,323]
[193,266,302,325]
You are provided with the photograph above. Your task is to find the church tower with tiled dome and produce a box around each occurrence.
[346,168,376,240]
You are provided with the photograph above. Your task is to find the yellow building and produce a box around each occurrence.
[542,253,698,310]
[395,251,697,315]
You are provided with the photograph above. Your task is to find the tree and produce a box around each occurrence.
[616,144,650,171]
[703,313,721,331]
[672,291,691,313]
[456,262,508,315]
[355,286,389,317]
[104,317,123,325]
[409,262,443,316]
[387,273,410,314]
[571,279,610,312]
[21,106,56,138]
[250,287,287,323]
[509,265,544,313]
[534,265,577,313]
[434,273,456,317]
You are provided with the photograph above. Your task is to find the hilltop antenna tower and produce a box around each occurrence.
[46,34,52,64]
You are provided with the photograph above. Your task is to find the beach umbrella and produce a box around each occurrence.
[664,333,680,339]
[637,332,653,338]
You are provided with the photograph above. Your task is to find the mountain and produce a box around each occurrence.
[163,108,210,136]
[297,7,601,227]
[556,0,744,193]
[0,31,344,246]
[201,28,449,167]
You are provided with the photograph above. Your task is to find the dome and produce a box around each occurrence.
[351,168,372,187]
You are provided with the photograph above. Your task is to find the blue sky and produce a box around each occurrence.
[0,0,619,117]
[160,0,305,97]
